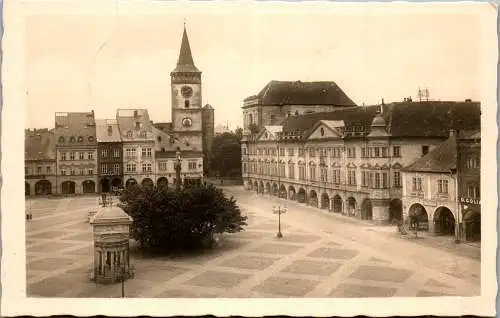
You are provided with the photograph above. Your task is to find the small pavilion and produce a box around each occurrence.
[89,204,134,284]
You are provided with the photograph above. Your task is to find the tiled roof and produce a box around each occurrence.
[153,122,172,135]
[96,119,122,143]
[54,111,97,146]
[171,27,200,73]
[458,128,481,140]
[280,101,480,138]
[244,80,357,106]
[403,135,457,173]
[25,129,56,160]
[116,109,154,142]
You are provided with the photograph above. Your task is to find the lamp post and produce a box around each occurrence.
[273,204,287,238]
[175,149,182,192]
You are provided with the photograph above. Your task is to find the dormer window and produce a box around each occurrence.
[140,131,147,138]
[77,136,83,143]
[320,128,325,136]
[157,136,162,142]
[135,122,140,130]
[88,136,95,142]
[108,126,113,135]
[70,136,76,143]
[58,136,65,143]
[185,100,190,108]
[127,131,132,138]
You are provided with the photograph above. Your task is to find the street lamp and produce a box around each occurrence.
[175,148,182,192]
[273,204,287,238]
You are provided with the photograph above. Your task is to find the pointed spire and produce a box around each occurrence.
[172,24,200,74]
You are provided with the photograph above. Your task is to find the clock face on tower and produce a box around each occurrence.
[181,86,193,98]
[182,117,193,127]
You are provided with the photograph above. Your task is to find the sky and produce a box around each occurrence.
[24,4,483,130]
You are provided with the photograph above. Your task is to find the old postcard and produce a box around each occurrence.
[1,0,497,316]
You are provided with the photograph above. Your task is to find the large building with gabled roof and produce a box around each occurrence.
[241,99,480,226]
[242,80,357,135]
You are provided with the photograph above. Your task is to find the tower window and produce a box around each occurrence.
[185,100,190,108]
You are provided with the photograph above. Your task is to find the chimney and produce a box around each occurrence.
[381,98,385,105]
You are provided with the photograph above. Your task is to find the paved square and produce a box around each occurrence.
[253,276,320,297]
[281,260,342,276]
[219,255,278,270]
[24,192,480,298]
[348,265,413,283]
[307,247,359,260]
[329,283,398,297]
[186,270,251,288]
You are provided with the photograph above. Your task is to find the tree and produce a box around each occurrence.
[210,132,242,178]
[234,127,243,140]
[120,183,247,252]
[248,123,260,135]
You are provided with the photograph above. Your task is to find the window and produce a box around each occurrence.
[188,161,197,170]
[88,169,93,176]
[70,136,76,143]
[135,122,141,130]
[270,115,276,124]
[412,177,423,191]
[422,145,429,156]
[298,164,306,180]
[374,173,381,188]
[288,148,295,156]
[101,149,108,158]
[36,167,42,174]
[142,148,152,158]
[142,163,152,173]
[61,170,66,176]
[279,147,285,156]
[126,163,136,172]
[185,100,190,108]
[127,131,133,138]
[437,179,448,194]
[58,137,65,143]
[347,148,356,158]
[243,163,247,173]
[466,156,480,169]
[46,166,51,174]
[382,172,388,188]
[320,167,328,182]
[374,147,380,157]
[348,170,356,185]
[381,147,388,157]
[88,136,95,142]
[78,136,83,143]
[61,152,67,161]
[393,146,401,157]
[361,171,368,187]
[88,152,94,160]
[108,125,113,135]
[309,164,316,181]
[361,147,367,158]
[113,164,120,174]
[288,163,295,179]
[298,148,305,157]
[309,148,316,157]
[126,148,137,158]
[25,166,28,175]
[70,169,75,176]
[332,169,341,184]
[467,183,480,199]
[80,169,84,175]
[113,148,120,158]
[79,152,84,160]
[393,172,401,188]
[70,152,76,160]
[101,164,108,174]
[159,162,168,171]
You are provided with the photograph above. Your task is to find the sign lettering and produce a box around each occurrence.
[460,197,480,205]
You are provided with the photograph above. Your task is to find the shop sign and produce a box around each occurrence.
[460,197,480,205]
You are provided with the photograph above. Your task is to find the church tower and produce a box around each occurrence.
[171,25,203,152]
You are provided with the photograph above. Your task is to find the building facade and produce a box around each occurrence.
[241,100,480,224]
[116,109,156,189]
[456,129,481,242]
[242,80,357,135]
[96,119,124,192]
[25,129,57,195]
[402,132,459,236]
[54,111,98,194]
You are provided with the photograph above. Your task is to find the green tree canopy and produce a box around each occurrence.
[210,132,242,177]
[120,184,247,251]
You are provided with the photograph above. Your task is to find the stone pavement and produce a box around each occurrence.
[25,190,480,298]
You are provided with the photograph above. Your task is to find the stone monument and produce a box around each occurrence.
[90,204,134,284]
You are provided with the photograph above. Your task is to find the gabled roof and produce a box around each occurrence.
[257,125,283,141]
[306,120,345,139]
[280,101,480,139]
[54,111,97,146]
[96,119,122,143]
[116,109,154,142]
[153,122,173,135]
[25,129,56,160]
[403,135,457,173]
[171,26,200,74]
[244,80,357,106]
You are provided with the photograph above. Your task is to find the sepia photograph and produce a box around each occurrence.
[1,0,497,317]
